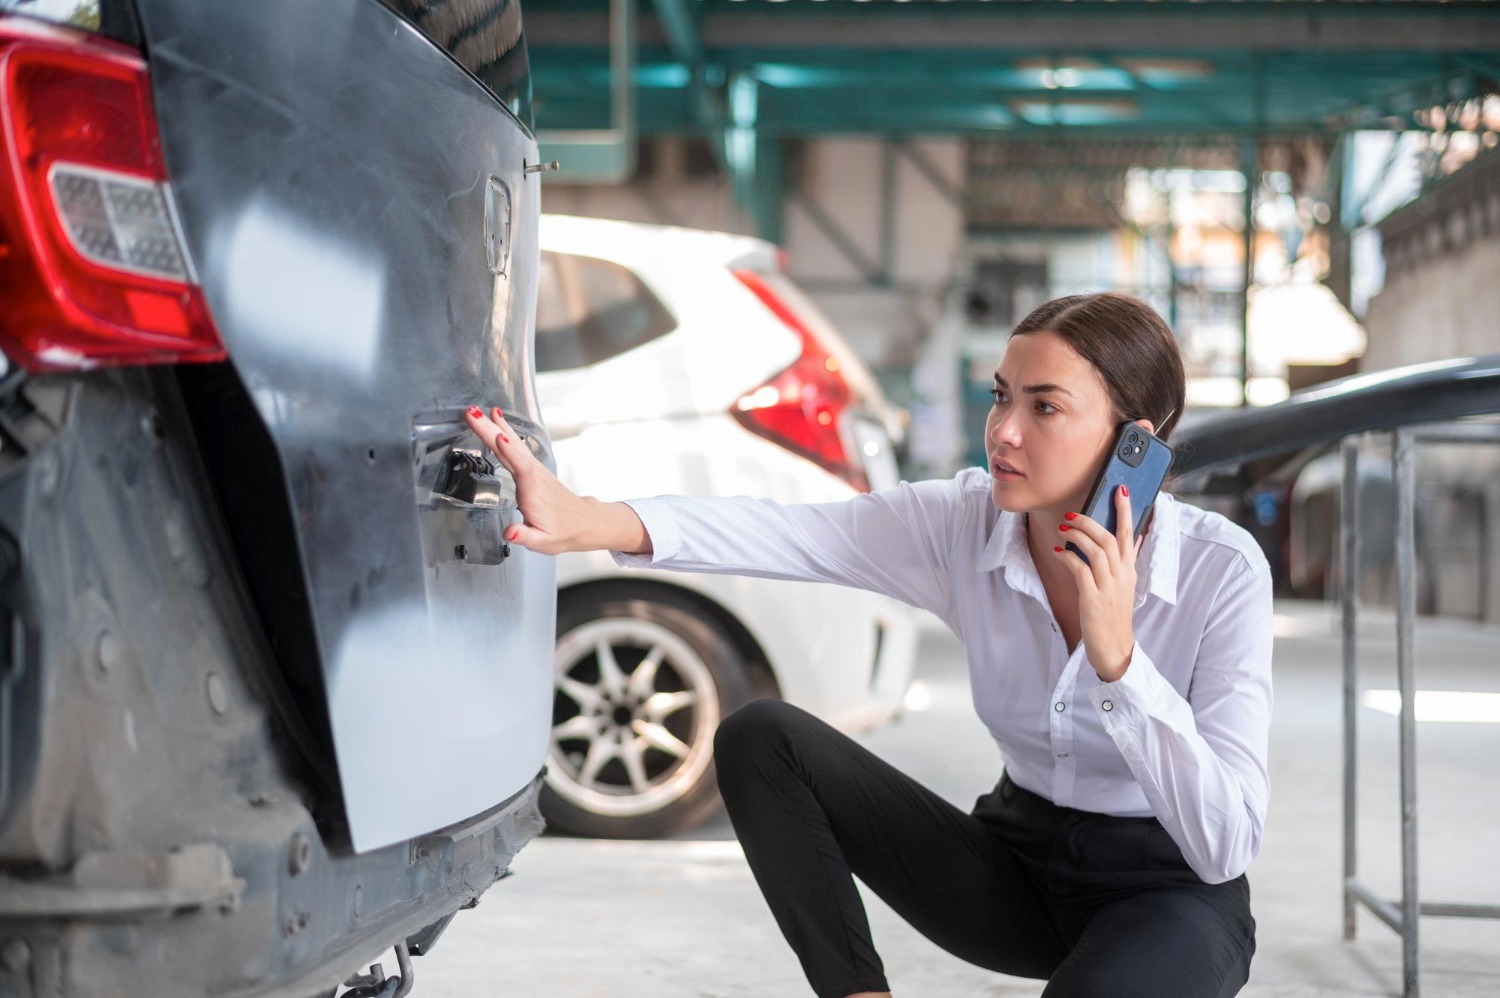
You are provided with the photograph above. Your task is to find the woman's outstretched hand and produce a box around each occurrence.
[464,406,651,557]
[1050,485,1144,683]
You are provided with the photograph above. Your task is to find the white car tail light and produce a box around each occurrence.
[0,17,224,371]
[730,269,870,492]
[49,164,191,280]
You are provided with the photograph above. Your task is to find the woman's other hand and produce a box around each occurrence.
[1050,485,1143,682]
[464,406,651,557]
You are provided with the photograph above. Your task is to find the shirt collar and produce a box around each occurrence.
[976,491,1180,608]
[976,506,1028,575]
[1139,493,1181,606]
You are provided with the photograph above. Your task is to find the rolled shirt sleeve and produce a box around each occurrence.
[1087,555,1274,884]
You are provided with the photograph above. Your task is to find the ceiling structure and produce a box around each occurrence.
[526,0,1500,138]
[524,0,1500,244]
[522,0,1500,401]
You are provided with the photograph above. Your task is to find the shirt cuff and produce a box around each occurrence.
[1086,640,1186,732]
[608,497,682,569]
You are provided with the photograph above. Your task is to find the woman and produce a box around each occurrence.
[466,292,1272,998]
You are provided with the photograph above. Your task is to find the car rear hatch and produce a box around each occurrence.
[0,0,556,851]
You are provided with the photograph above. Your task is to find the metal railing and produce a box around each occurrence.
[1340,423,1500,998]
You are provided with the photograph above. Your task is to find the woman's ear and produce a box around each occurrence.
[1133,417,1157,436]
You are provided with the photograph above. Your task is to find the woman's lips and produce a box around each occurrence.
[992,460,1024,479]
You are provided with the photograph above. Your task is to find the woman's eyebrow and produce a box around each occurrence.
[993,375,1076,398]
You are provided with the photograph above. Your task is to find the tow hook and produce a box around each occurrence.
[341,940,413,998]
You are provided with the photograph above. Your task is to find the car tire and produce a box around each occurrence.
[541,587,752,839]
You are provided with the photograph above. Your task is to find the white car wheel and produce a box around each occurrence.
[541,588,751,838]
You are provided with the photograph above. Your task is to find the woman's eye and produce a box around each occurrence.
[989,388,1007,406]
[1035,401,1058,415]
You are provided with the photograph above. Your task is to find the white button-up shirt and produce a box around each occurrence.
[613,467,1274,885]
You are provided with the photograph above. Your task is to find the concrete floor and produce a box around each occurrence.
[412,600,1499,997]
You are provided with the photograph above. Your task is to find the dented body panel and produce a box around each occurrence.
[133,0,555,851]
[0,0,554,994]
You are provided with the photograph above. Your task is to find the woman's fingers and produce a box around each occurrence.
[465,403,585,555]
[504,519,542,547]
[1059,511,1118,572]
[465,405,525,472]
[1114,485,1135,558]
[466,405,537,544]
[464,405,501,450]
[1057,493,1141,680]
[1051,538,1096,591]
[1058,525,1113,589]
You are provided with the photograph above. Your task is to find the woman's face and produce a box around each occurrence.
[984,331,1121,514]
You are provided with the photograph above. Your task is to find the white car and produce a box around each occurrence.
[534,214,920,838]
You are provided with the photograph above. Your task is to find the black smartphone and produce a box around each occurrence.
[1065,422,1174,565]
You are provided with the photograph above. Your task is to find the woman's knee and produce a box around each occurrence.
[713,699,787,802]
[1044,891,1252,998]
[714,697,803,760]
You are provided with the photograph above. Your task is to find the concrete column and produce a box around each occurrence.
[1240,137,1257,407]
[1485,479,1500,624]
[1326,134,1354,312]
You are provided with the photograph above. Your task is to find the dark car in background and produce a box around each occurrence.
[1171,356,1500,622]
[0,1,554,996]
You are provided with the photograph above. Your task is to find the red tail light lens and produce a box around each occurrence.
[0,18,225,371]
[730,269,869,492]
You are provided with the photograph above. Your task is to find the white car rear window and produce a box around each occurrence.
[536,251,677,372]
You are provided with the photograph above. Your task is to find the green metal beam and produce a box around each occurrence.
[647,0,702,65]
[536,80,1470,136]
[537,0,636,183]
[529,2,1498,141]
[527,4,1500,53]
[1095,53,1242,131]
[646,0,726,149]
[647,0,790,241]
[751,126,785,245]
[722,73,785,243]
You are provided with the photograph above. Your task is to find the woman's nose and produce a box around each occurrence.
[990,408,1022,447]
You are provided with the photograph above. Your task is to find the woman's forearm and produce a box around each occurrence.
[580,497,653,556]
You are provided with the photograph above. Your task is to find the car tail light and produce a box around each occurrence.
[0,18,224,371]
[730,269,870,492]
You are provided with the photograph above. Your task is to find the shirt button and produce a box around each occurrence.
[1054,702,1066,713]
[1049,622,1058,633]
[1057,752,1069,759]
[1102,700,1114,712]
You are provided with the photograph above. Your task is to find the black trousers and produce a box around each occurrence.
[714,699,1255,998]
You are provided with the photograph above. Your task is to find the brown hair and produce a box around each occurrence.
[1011,293,1186,441]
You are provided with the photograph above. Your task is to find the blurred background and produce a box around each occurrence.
[525,0,1500,624]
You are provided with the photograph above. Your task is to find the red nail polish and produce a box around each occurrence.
[1058,524,1072,532]
[467,406,482,419]
[1121,485,1130,497]
[1064,512,1078,521]
[492,408,503,421]
[1053,546,1064,553]
[499,434,509,444]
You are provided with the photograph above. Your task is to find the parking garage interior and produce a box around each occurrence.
[4,1,1500,997]
[465,3,1500,996]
